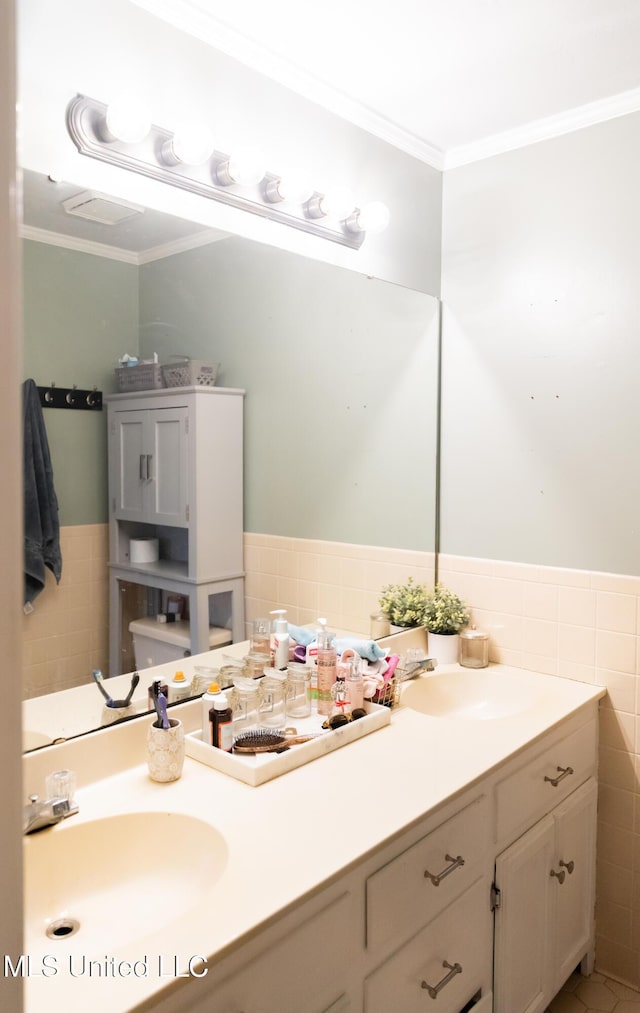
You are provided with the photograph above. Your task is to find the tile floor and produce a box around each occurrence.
[547,971,640,1012]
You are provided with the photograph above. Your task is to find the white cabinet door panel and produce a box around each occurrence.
[552,779,597,991]
[494,815,554,1013]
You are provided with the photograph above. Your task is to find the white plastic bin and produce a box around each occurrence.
[129,617,232,668]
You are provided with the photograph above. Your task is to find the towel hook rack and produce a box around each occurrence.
[37,383,103,412]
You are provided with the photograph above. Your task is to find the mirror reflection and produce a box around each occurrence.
[22,169,440,751]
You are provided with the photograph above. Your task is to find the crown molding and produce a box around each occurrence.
[20,224,228,264]
[444,85,640,169]
[129,0,446,170]
[20,225,139,263]
[121,3,640,173]
[137,229,228,264]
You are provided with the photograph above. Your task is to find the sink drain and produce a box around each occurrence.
[46,918,80,940]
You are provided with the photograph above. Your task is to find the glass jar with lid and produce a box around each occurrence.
[459,624,489,669]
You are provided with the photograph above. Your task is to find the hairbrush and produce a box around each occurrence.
[232,729,321,754]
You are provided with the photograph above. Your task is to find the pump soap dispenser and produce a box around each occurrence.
[316,618,337,716]
[270,609,290,670]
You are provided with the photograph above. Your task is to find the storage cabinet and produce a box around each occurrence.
[494,778,597,1013]
[106,387,245,673]
[111,405,189,526]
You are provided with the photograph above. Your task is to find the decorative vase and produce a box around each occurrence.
[427,632,460,665]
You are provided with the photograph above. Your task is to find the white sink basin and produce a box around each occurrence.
[24,811,228,954]
[400,669,542,719]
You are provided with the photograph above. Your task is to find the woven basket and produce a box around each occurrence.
[115,363,164,392]
[161,359,219,388]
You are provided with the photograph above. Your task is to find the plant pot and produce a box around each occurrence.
[389,623,417,635]
[427,632,460,665]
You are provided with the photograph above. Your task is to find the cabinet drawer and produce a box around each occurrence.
[366,795,490,952]
[364,878,492,1013]
[496,718,597,845]
[207,891,352,1013]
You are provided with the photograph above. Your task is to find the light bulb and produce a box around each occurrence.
[320,186,356,220]
[169,122,214,166]
[276,169,314,204]
[104,97,151,144]
[351,201,390,234]
[224,146,266,186]
[358,201,391,233]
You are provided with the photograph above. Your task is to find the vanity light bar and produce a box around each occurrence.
[66,95,381,250]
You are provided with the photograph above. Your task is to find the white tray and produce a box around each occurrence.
[184,703,391,786]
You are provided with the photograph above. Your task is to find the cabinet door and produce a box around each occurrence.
[494,778,598,1013]
[494,815,555,1013]
[146,407,189,526]
[112,412,147,520]
[551,779,597,991]
[111,407,189,526]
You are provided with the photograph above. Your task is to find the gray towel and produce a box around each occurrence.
[23,379,62,605]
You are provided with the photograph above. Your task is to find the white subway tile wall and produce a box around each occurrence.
[439,552,640,989]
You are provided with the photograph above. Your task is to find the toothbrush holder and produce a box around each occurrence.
[146,718,185,782]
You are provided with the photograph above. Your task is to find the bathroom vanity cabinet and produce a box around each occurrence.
[23,665,602,1013]
[148,703,597,1013]
[106,387,246,674]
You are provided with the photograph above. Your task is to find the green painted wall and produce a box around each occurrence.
[22,240,139,524]
[139,238,439,551]
[22,236,439,550]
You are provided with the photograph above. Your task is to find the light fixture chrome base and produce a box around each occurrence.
[66,95,365,250]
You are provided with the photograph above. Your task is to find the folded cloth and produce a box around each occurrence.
[287,623,316,647]
[23,379,62,605]
[335,637,387,662]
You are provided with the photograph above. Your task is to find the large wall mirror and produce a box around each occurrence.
[21,169,440,750]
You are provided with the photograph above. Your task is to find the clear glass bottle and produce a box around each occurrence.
[286,663,312,719]
[231,677,260,736]
[459,624,489,669]
[259,670,287,727]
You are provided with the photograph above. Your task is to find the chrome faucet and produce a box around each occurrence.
[398,657,437,680]
[23,794,79,835]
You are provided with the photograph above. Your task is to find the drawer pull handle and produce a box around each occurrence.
[544,765,574,787]
[559,858,575,875]
[424,854,465,886]
[421,960,462,999]
[550,867,566,884]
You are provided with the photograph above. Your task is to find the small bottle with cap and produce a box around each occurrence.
[166,669,193,703]
[459,625,490,669]
[201,682,221,744]
[270,609,290,670]
[210,689,233,752]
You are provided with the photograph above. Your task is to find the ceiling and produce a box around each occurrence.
[21,169,229,261]
[130,0,640,168]
[22,1,640,254]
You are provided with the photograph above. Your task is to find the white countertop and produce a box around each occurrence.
[23,660,605,1013]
